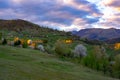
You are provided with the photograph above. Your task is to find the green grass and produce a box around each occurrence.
[0,45,118,80]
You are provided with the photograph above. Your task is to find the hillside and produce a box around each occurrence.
[0,19,67,36]
[0,45,118,80]
[0,19,73,44]
[73,28,120,43]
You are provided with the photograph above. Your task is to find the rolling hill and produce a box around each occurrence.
[0,45,118,80]
[0,19,66,36]
[0,19,73,44]
[0,19,120,79]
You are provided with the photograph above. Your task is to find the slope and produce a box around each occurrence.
[0,19,67,37]
[0,19,72,45]
[0,45,118,80]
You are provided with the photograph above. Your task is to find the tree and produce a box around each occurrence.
[0,32,2,40]
[73,44,87,58]
[2,38,7,45]
[55,40,71,57]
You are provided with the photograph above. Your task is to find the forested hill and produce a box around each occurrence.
[0,19,68,37]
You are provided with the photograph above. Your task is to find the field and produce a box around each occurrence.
[0,45,118,80]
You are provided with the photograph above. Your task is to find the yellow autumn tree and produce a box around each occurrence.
[114,43,120,50]
[65,39,73,44]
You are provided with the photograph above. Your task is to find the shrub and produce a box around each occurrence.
[54,40,71,57]
[73,44,87,58]
[22,40,28,48]
[37,44,45,52]
[0,33,2,44]
[2,38,7,45]
[82,45,109,72]
[27,39,32,45]
[112,54,120,78]
[0,33,2,40]
[93,46,109,72]
[30,42,37,49]
[8,41,14,46]
[42,39,48,44]
[82,52,99,70]
[45,45,54,54]
[14,39,21,46]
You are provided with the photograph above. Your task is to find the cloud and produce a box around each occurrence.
[11,0,23,4]
[93,0,120,29]
[0,8,25,19]
[0,0,113,31]
[102,0,120,7]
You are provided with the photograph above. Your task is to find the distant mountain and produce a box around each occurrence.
[73,28,120,43]
[106,37,120,44]
[71,30,78,35]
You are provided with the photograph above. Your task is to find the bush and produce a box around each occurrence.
[112,54,120,78]
[82,52,99,70]
[54,40,71,57]
[37,44,45,52]
[14,40,21,46]
[93,46,109,72]
[42,39,48,44]
[45,45,54,54]
[82,45,109,72]
[0,33,2,40]
[22,40,28,48]
[2,38,7,45]
[73,44,87,58]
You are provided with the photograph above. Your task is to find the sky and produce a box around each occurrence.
[0,0,120,31]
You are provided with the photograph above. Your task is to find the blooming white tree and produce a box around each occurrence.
[37,45,45,52]
[73,44,87,58]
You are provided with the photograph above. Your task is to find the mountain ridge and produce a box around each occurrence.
[73,28,120,43]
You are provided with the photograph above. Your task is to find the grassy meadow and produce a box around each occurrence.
[0,45,118,80]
